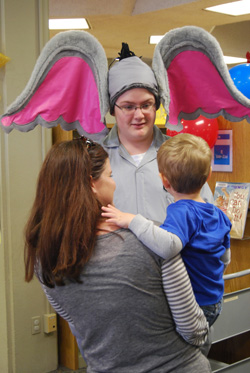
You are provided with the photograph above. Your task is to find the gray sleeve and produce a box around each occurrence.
[129,214,182,260]
[162,255,209,346]
[220,248,231,271]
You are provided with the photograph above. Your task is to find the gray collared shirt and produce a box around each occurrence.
[100,125,213,223]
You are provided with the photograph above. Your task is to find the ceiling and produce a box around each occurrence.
[49,0,250,65]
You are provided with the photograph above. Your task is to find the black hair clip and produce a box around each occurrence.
[77,136,96,150]
[85,138,96,150]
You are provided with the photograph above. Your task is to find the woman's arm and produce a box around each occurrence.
[162,254,209,346]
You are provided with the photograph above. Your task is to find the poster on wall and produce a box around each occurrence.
[212,130,233,172]
[214,182,250,239]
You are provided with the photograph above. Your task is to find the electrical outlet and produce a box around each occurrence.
[44,313,57,333]
[31,316,41,335]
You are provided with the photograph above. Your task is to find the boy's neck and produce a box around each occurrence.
[172,190,205,203]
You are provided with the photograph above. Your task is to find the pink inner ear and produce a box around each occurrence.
[167,50,250,125]
[2,57,105,134]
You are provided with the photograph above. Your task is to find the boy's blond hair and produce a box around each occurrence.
[157,133,212,194]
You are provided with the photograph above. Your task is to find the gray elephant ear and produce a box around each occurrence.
[152,26,250,131]
[0,30,109,140]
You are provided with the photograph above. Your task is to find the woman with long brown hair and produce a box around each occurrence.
[25,139,110,287]
[24,138,211,373]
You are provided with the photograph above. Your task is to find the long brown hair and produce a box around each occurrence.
[24,139,108,287]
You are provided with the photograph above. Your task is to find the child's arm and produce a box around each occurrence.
[101,204,135,228]
[129,214,182,260]
[162,254,209,346]
[102,205,182,260]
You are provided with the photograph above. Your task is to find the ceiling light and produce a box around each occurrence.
[205,0,250,16]
[49,18,89,30]
[224,56,247,64]
[149,35,164,44]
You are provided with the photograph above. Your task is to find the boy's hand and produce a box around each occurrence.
[101,204,135,228]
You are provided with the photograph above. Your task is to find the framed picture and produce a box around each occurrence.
[212,130,233,172]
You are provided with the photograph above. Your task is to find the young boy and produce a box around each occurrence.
[102,133,232,327]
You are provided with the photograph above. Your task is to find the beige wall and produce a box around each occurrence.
[0,1,57,372]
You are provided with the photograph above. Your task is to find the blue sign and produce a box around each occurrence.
[214,145,230,165]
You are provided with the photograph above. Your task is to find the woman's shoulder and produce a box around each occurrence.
[95,228,163,264]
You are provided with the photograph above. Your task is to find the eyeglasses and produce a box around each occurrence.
[114,102,156,115]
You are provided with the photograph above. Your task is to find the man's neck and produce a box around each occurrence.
[119,133,154,155]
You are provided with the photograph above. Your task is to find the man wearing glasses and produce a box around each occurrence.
[101,45,213,224]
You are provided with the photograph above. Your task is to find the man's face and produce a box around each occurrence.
[114,88,156,145]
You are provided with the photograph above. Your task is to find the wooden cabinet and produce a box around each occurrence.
[208,117,250,294]
[52,125,73,143]
[207,117,250,371]
[58,317,79,369]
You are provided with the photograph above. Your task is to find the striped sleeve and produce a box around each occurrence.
[42,285,74,324]
[162,254,209,346]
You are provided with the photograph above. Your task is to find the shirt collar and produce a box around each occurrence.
[102,124,120,147]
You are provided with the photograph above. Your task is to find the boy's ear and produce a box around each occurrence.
[159,173,171,189]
